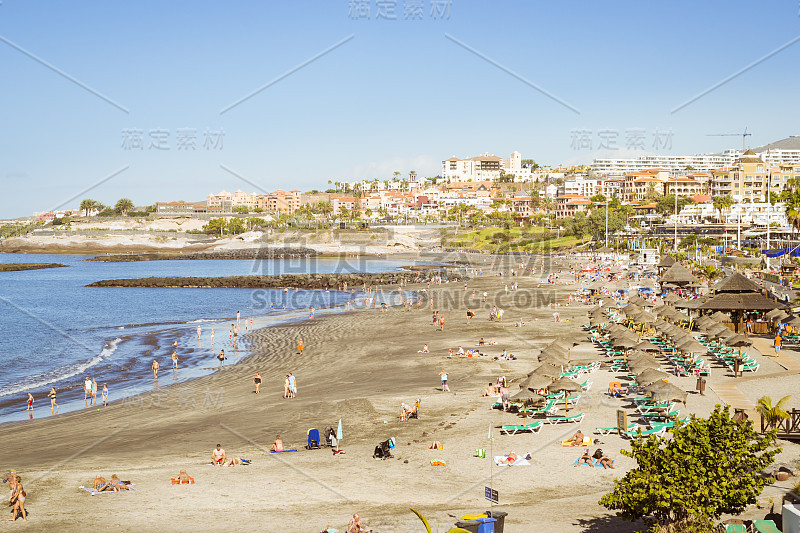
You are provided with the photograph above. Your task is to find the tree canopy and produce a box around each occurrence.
[599,405,780,529]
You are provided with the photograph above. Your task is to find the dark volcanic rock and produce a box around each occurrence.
[86,271,464,289]
[0,263,67,272]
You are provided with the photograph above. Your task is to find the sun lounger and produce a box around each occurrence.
[545,413,585,424]
[595,423,637,435]
[752,520,782,533]
[622,425,666,438]
[718,523,747,533]
[500,421,543,435]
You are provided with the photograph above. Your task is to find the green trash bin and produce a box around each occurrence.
[485,510,507,533]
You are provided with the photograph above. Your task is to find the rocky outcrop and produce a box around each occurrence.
[0,263,67,272]
[85,248,318,262]
[86,271,464,289]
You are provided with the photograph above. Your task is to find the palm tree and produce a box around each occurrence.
[712,195,734,223]
[114,198,134,215]
[756,395,792,430]
[80,199,95,217]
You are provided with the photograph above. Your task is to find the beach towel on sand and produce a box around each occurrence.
[269,449,297,453]
[79,485,136,495]
[572,458,602,467]
[494,453,532,466]
[561,437,593,447]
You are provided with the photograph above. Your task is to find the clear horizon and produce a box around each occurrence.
[2,0,799,218]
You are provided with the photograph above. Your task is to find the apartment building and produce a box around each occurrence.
[555,194,591,218]
[441,151,530,182]
[708,150,800,201]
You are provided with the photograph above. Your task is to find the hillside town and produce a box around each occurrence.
[17,136,800,252]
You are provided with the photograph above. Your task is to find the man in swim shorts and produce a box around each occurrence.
[212,444,226,465]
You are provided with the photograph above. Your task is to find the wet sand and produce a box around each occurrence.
[6,257,799,532]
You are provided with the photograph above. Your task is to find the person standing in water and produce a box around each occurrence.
[26,392,34,412]
[102,384,108,407]
[152,359,159,379]
[49,387,58,414]
[218,350,226,368]
[172,351,178,369]
[210,328,215,346]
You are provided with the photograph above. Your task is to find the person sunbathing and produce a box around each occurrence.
[270,436,284,452]
[456,346,466,357]
[176,470,191,482]
[103,474,132,491]
[418,344,429,353]
[226,458,247,466]
[598,454,615,469]
[498,453,518,465]
[482,383,498,397]
[575,450,594,467]
[93,475,107,491]
[566,430,584,446]
[477,338,485,346]
[488,338,498,345]
[401,403,413,418]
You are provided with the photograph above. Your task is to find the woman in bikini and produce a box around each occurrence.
[49,387,59,414]
[8,476,26,521]
[102,384,109,407]
[253,373,262,394]
[270,435,284,452]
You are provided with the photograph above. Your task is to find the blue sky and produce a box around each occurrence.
[1,0,799,217]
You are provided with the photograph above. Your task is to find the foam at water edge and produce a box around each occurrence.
[0,337,122,397]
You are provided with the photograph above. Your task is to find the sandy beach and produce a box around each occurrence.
[6,255,800,532]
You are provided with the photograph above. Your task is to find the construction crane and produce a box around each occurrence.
[707,127,752,151]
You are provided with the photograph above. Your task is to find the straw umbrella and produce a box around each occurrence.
[548,377,582,414]
[518,374,554,393]
[644,381,688,404]
[510,390,544,424]
[635,368,672,387]
[634,340,661,353]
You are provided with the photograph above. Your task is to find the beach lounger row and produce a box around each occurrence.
[500,420,543,435]
[545,413,584,424]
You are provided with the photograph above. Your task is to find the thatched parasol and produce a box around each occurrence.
[659,263,698,286]
[548,376,583,413]
[635,368,672,386]
[634,340,662,353]
[518,374,554,392]
[644,381,688,404]
[710,311,730,322]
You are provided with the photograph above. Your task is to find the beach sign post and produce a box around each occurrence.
[484,486,499,504]
[488,423,494,512]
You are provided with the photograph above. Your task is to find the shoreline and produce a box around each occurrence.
[7,259,799,532]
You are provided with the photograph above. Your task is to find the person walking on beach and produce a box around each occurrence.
[439,369,450,392]
[84,377,92,407]
[283,375,290,398]
[297,338,304,355]
[440,315,445,332]
[91,378,98,406]
[253,372,262,395]
[152,359,159,379]
[26,392,34,412]
[49,387,58,414]
[774,333,782,353]
[172,351,178,369]
[102,384,108,407]
[288,373,297,398]
[218,349,227,368]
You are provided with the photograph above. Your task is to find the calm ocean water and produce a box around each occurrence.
[0,253,419,423]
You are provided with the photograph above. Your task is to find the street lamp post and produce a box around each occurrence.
[673,179,679,253]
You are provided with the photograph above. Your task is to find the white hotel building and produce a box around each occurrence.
[441,151,532,182]
[591,136,800,175]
